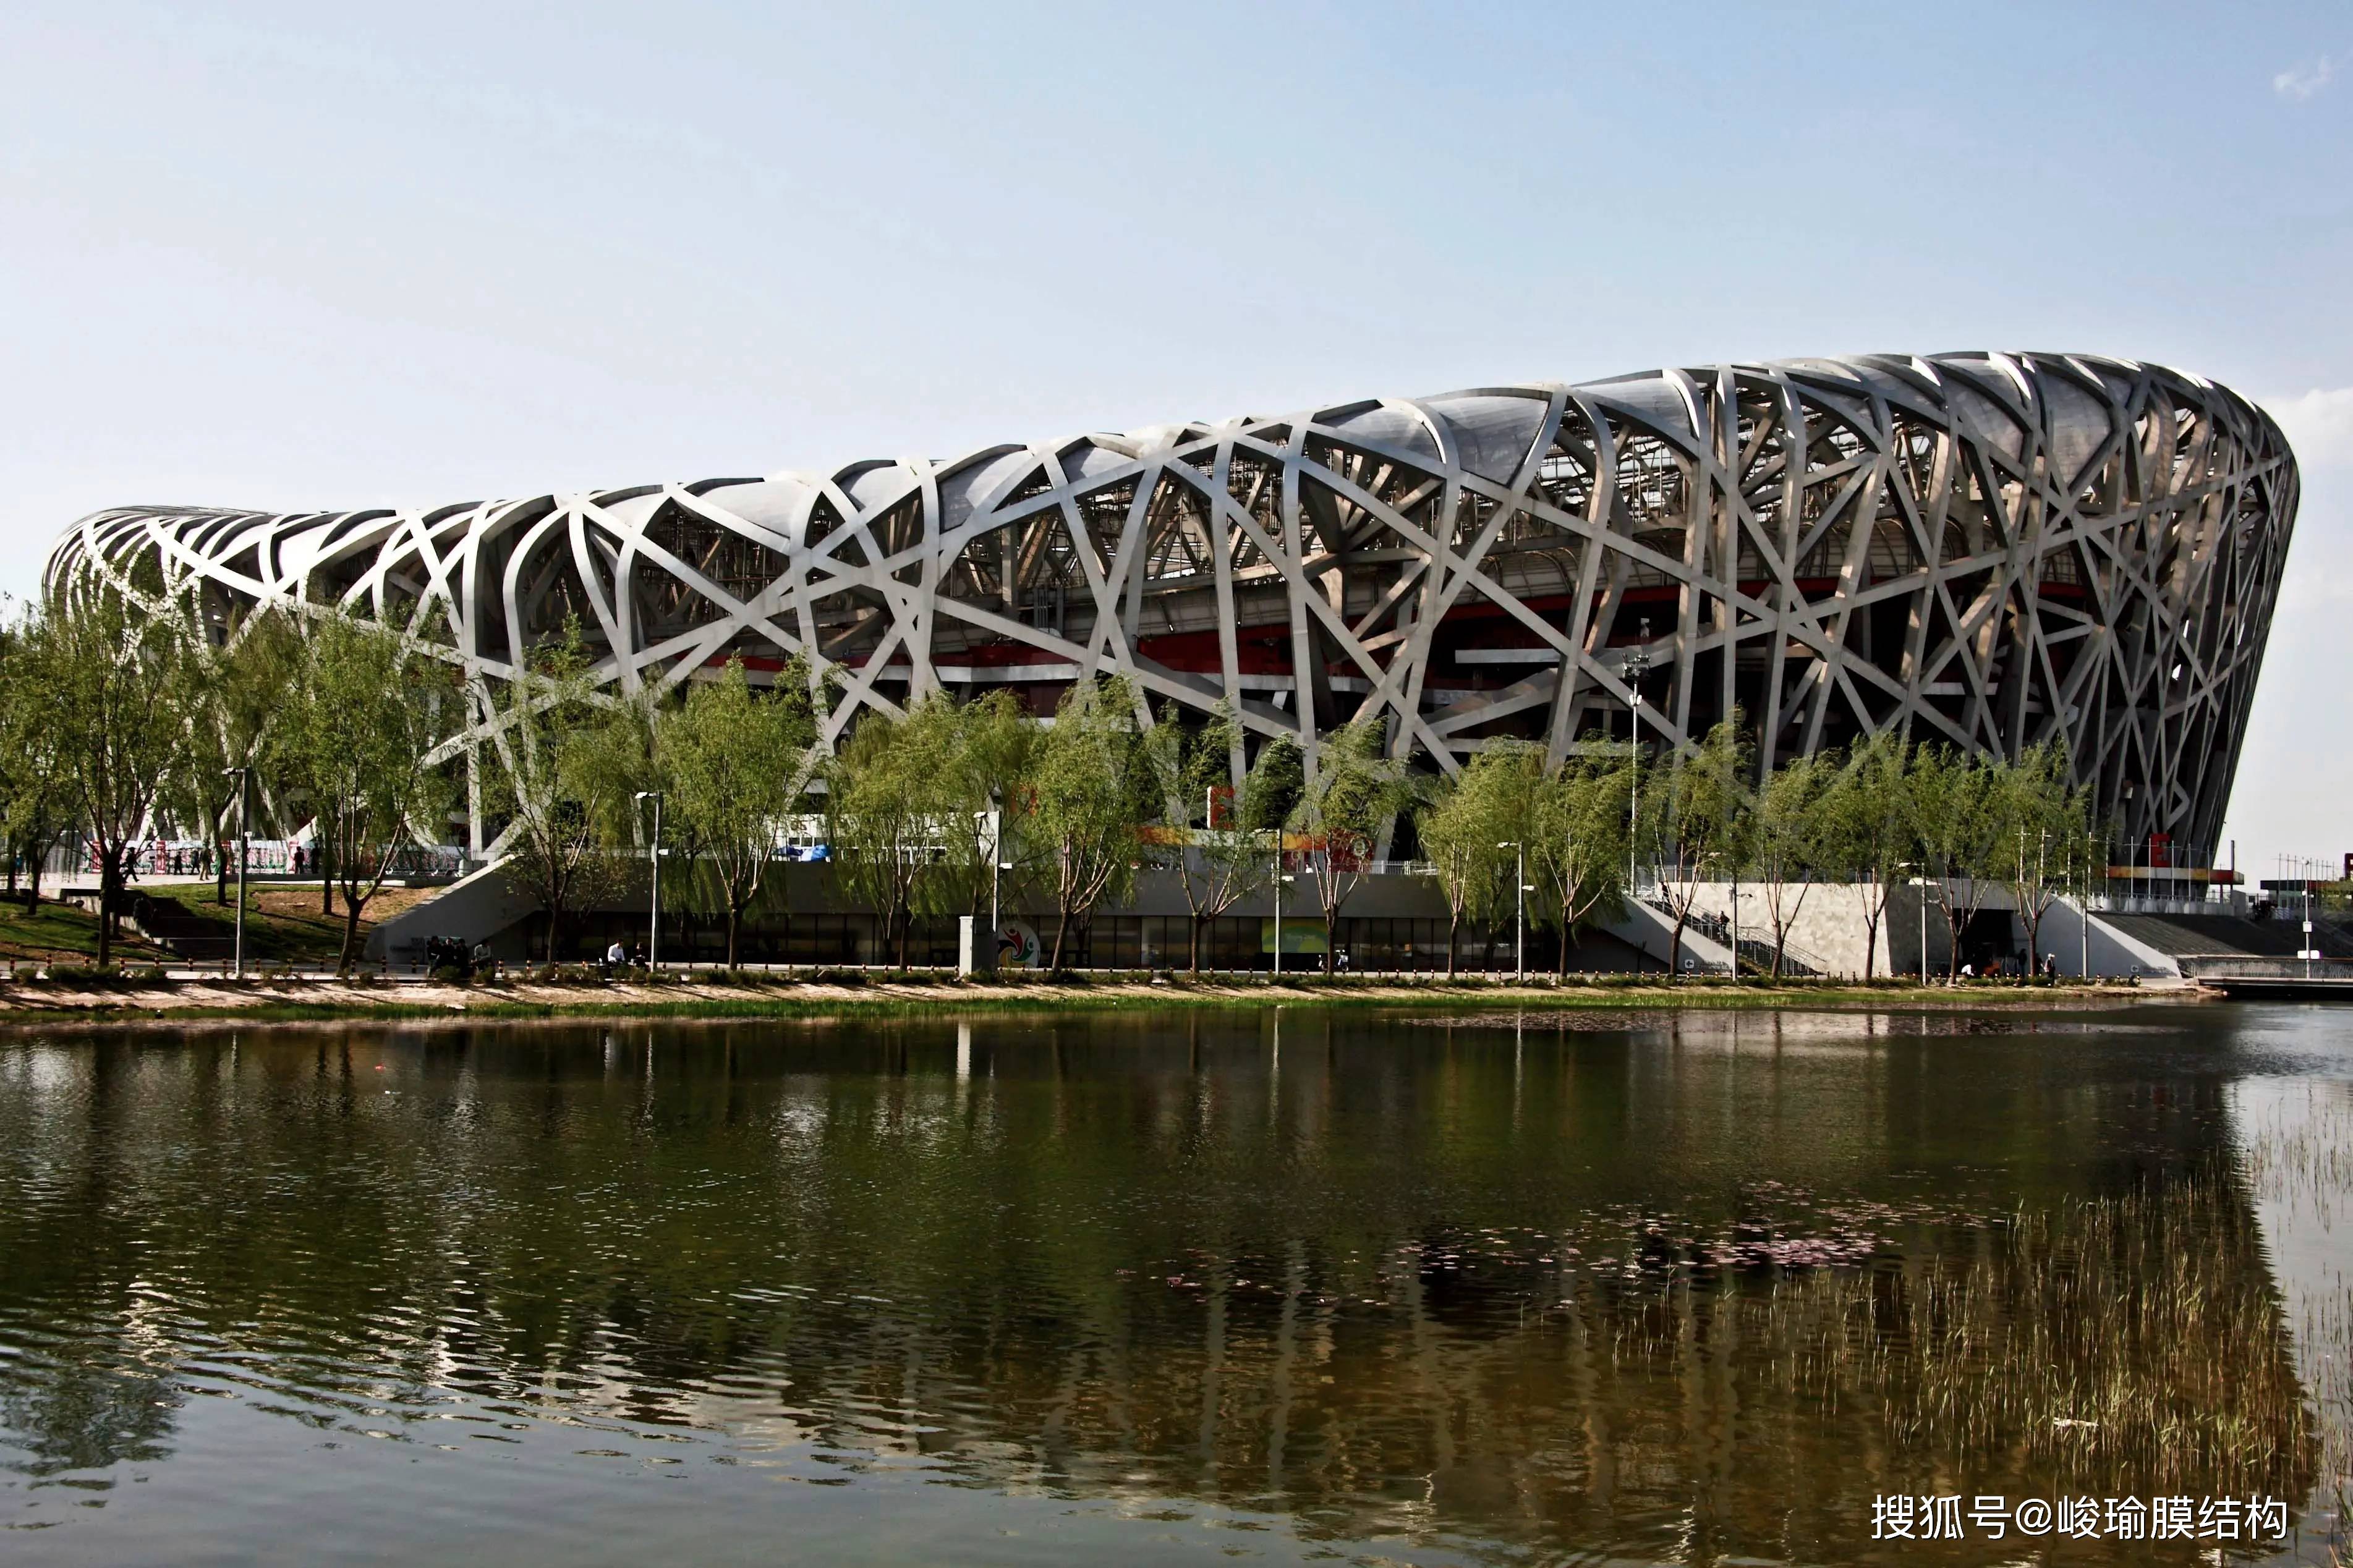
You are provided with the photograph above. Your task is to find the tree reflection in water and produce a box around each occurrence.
[0,1008,2335,1564]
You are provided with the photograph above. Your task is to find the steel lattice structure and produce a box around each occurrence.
[51,351,2297,860]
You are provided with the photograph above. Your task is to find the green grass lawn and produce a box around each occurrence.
[0,897,169,967]
[0,885,378,968]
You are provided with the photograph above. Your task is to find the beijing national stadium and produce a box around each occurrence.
[45,350,2302,975]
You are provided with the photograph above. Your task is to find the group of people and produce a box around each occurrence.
[602,940,649,977]
[422,934,495,978]
[1956,952,2064,981]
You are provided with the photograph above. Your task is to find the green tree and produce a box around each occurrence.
[1652,717,1753,976]
[0,608,75,910]
[1995,740,2091,974]
[1819,732,1917,978]
[1530,755,1631,977]
[1032,676,1149,970]
[284,609,462,974]
[1748,753,1830,978]
[660,656,822,968]
[1138,702,1267,974]
[1413,772,1482,978]
[924,690,1042,930]
[1289,717,1406,974]
[1241,735,1303,832]
[164,607,304,905]
[826,708,934,968]
[1415,750,1530,977]
[1910,744,2006,979]
[482,621,629,962]
[21,581,200,966]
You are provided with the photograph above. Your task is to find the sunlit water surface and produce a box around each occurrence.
[0,1004,2347,1565]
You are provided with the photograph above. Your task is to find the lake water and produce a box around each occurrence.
[0,1004,2347,1565]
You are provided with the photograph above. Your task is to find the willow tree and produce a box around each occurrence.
[1748,752,1831,978]
[0,609,74,910]
[902,690,1039,933]
[482,621,629,962]
[1031,676,1149,971]
[1138,701,1269,974]
[1531,755,1630,976]
[826,708,934,968]
[1290,716,1406,974]
[1819,732,1916,978]
[1416,746,1533,977]
[1998,740,2093,970]
[660,656,820,968]
[21,580,200,966]
[164,606,304,905]
[1910,744,2006,978]
[1651,717,1753,976]
[284,609,462,974]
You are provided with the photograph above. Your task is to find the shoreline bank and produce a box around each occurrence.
[0,972,2191,1027]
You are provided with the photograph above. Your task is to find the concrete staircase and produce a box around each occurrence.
[362,858,534,964]
[1603,898,1737,975]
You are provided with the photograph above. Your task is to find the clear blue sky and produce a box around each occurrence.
[2,0,2346,876]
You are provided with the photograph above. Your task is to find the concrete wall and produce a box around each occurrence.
[1667,881,1934,978]
[369,860,2179,978]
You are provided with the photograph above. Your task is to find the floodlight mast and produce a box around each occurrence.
[635,791,663,970]
[222,766,249,979]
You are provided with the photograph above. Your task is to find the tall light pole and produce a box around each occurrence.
[1498,839,1526,982]
[223,766,249,979]
[2304,857,2317,981]
[1897,860,1925,980]
[1625,639,1649,896]
[2121,781,2137,913]
[988,792,1006,936]
[634,790,663,969]
[1271,834,1292,979]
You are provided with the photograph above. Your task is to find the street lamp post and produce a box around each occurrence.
[1271,838,1293,980]
[2305,858,2317,981]
[2121,781,2137,914]
[634,790,663,970]
[222,766,249,979]
[1897,861,1926,980]
[1497,839,1526,982]
[1625,641,1649,896]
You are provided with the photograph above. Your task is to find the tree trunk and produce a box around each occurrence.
[96,852,119,968]
[1863,909,1880,980]
[726,905,742,969]
[1556,908,1571,978]
[1322,915,1337,975]
[26,850,42,913]
[319,831,334,915]
[1050,905,1070,972]
[1445,911,1460,979]
[338,893,364,977]
[1669,910,1687,978]
[1189,912,1203,976]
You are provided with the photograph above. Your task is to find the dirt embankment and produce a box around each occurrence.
[0,972,2187,1025]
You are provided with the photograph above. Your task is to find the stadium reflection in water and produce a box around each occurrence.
[0,1006,2344,1566]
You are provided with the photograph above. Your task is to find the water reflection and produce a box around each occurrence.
[0,1006,2341,1564]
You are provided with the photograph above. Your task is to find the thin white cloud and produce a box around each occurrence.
[2274,54,2336,100]
[2264,388,2353,467]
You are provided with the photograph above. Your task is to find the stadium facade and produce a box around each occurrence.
[51,352,2297,865]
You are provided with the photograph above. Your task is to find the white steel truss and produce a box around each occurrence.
[50,351,2297,860]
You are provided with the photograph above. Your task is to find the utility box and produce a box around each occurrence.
[957,916,993,977]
